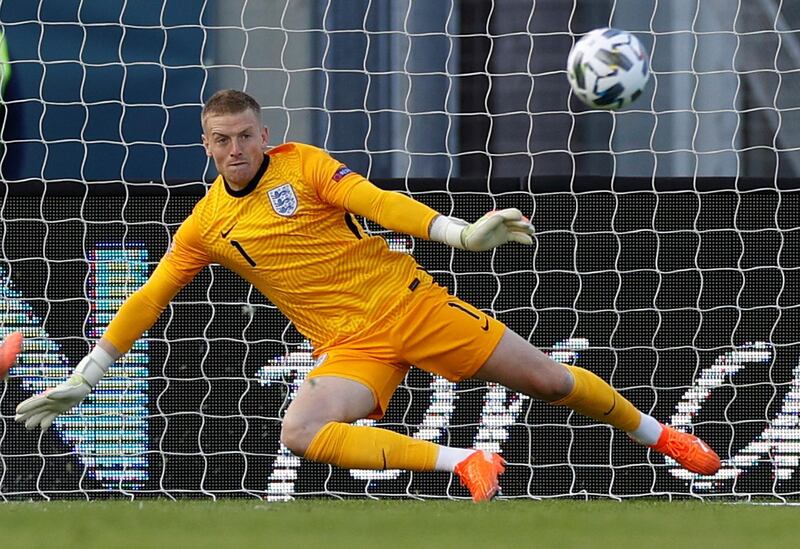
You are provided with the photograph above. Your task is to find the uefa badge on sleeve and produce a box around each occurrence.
[267,183,298,217]
[332,165,352,182]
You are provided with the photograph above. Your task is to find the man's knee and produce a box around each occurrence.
[533,364,574,402]
[514,359,573,402]
[280,414,329,457]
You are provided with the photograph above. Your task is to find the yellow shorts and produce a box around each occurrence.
[307,282,506,419]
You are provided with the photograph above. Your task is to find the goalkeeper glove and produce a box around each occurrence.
[429,208,534,251]
[15,346,114,431]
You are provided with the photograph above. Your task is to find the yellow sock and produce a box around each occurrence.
[554,365,641,432]
[305,422,439,471]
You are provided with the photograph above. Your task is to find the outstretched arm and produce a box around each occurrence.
[348,180,533,250]
[304,145,534,250]
[338,179,533,251]
[14,273,181,430]
[15,215,210,431]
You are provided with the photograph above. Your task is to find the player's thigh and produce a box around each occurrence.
[298,350,409,421]
[396,288,505,382]
[281,374,378,454]
[286,374,377,428]
[472,328,573,401]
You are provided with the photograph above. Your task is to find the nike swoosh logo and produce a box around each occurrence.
[448,302,491,332]
[220,223,237,238]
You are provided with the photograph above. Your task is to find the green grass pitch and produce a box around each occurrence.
[1,499,795,548]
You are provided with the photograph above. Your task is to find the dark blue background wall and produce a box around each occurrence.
[1,0,211,182]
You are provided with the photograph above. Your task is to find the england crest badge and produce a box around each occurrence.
[267,183,298,217]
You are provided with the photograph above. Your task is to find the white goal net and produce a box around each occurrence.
[1,0,799,501]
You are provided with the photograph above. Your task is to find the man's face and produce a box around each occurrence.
[202,109,269,188]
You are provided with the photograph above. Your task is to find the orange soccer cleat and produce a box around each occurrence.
[0,331,23,380]
[453,450,506,502]
[650,424,721,475]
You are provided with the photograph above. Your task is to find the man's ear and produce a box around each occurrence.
[201,134,212,157]
[261,126,269,150]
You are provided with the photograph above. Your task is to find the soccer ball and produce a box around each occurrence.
[567,28,650,110]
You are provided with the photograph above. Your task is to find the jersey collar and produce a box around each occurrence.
[223,154,270,197]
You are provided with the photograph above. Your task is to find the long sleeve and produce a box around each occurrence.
[301,144,439,240]
[103,213,210,353]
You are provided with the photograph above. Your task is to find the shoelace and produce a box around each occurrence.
[457,458,493,492]
[661,432,694,460]
[457,460,479,487]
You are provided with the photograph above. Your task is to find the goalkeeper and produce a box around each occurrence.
[15,90,720,501]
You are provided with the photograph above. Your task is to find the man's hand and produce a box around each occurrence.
[461,208,534,251]
[15,374,92,431]
[14,345,114,432]
[429,208,534,251]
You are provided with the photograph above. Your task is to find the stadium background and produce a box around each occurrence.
[1,0,800,501]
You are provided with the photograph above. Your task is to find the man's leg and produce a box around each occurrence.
[281,374,503,500]
[281,375,439,471]
[473,328,721,475]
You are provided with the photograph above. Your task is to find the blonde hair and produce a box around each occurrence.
[202,90,262,128]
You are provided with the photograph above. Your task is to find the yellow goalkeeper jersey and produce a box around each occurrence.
[118,142,437,352]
